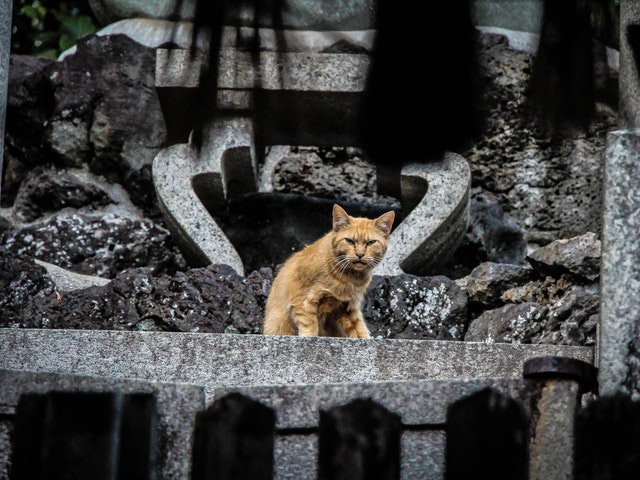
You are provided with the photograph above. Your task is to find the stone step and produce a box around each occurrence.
[0,329,593,402]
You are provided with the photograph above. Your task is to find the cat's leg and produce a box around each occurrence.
[263,307,296,335]
[343,309,371,339]
[292,300,320,336]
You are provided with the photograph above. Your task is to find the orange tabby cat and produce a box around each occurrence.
[263,204,395,337]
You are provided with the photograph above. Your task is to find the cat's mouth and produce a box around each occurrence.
[351,260,369,269]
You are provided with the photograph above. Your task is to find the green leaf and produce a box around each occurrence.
[20,5,39,20]
[59,15,97,41]
[58,33,75,52]
[33,30,59,45]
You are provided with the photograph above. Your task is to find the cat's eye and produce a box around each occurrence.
[366,240,377,246]
[344,238,356,245]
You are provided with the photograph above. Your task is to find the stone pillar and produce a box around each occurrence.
[599,130,640,396]
[0,0,12,200]
[620,0,640,127]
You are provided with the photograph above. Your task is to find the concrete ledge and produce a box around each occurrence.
[0,329,593,402]
[0,369,205,479]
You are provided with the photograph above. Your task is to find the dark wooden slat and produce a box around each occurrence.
[575,394,640,480]
[446,387,528,480]
[192,392,275,480]
[318,398,402,480]
[118,393,159,480]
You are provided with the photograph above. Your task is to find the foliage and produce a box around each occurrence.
[11,0,98,58]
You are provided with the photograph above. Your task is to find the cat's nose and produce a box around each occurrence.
[356,251,365,258]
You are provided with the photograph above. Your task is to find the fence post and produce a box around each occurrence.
[574,394,640,479]
[446,387,528,480]
[318,398,402,480]
[523,356,597,480]
[10,391,158,479]
[192,393,275,480]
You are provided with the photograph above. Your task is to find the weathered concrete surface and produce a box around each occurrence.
[0,329,593,402]
[620,0,640,127]
[213,377,531,480]
[377,154,470,276]
[600,130,640,397]
[0,0,11,201]
[0,369,205,479]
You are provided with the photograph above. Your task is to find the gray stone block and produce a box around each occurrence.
[213,377,532,479]
[0,0,11,201]
[35,259,111,292]
[600,130,640,396]
[0,368,205,479]
[620,1,640,127]
[0,329,593,402]
[376,154,470,275]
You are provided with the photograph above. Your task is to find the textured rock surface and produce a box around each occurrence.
[12,165,139,222]
[271,146,398,208]
[442,189,527,278]
[0,258,271,333]
[465,262,533,308]
[5,35,166,215]
[465,33,616,242]
[527,232,601,281]
[466,282,598,347]
[364,275,468,340]
[0,255,56,328]
[0,213,185,278]
[465,302,548,344]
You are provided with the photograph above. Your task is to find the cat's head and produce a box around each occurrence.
[330,204,395,274]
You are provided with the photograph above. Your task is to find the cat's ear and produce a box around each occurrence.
[374,211,395,237]
[332,204,351,231]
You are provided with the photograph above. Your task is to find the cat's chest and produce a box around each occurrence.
[317,295,350,318]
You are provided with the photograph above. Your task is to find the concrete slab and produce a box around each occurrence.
[0,0,12,201]
[0,369,205,479]
[620,0,640,128]
[0,329,593,402]
[600,129,640,396]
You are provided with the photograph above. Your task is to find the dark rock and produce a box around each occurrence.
[364,275,468,340]
[465,32,616,241]
[320,40,369,54]
[5,35,166,215]
[465,302,548,344]
[0,254,56,328]
[2,262,272,334]
[527,232,601,281]
[456,190,527,268]
[542,285,599,346]
[272,146,398,209]
[12,166,115,222]
[464,262,533,308]
[0,213,186,278]
[501,275,576,305]
[466,280,597,346]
